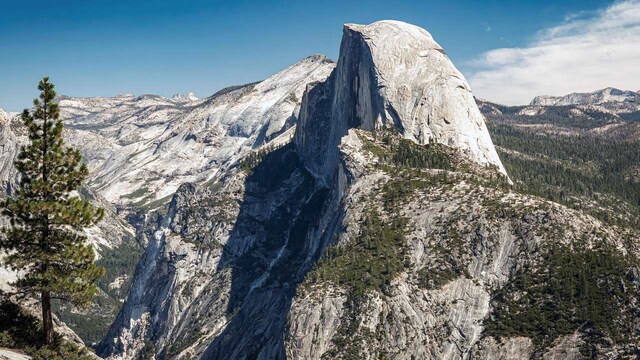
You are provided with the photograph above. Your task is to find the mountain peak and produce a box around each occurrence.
[171,92,199,102]
[345,20,437,43]
[300,53,334,64]
[295,20,508,183]
[0,108,17,122]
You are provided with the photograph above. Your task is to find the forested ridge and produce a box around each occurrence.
[481,100,640,229]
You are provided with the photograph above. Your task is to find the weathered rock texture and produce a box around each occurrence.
[59,55,334,207]
[295,21,507,184]
[285,129,639,359]
[98,144,344,359]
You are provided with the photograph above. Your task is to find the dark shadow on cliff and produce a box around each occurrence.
[199,143,342,360]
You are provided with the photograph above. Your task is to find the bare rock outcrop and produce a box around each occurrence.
[295,21,507,185]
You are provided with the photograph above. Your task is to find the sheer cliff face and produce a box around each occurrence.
[2,19,636,358]
[96,58,341,359]
[295,21,507,184]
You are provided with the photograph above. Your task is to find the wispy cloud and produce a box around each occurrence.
[467,0,640,105]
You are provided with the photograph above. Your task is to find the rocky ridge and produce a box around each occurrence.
[530,87,640,107]
[286,128,639,359]
[59,54,334,208]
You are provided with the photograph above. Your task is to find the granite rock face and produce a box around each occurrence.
[284,128,639,360]
[0,109,21,195]
[98,145,345,360]
[295,21,507,184]
[101,20,511,359]
[0,349,31,360]
[59,55,334,207]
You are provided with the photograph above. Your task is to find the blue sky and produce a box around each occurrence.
[1,0,632,110]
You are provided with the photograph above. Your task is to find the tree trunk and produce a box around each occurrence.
[41,97,54,347]
[41,291,53,346]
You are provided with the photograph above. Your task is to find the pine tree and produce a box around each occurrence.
[0,78,105,346]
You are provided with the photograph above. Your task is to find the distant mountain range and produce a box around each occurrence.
[530,87,640,106]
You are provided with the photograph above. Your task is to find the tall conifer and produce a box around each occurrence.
[0,77,104,346]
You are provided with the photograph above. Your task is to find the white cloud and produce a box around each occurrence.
[467,0,640,105]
